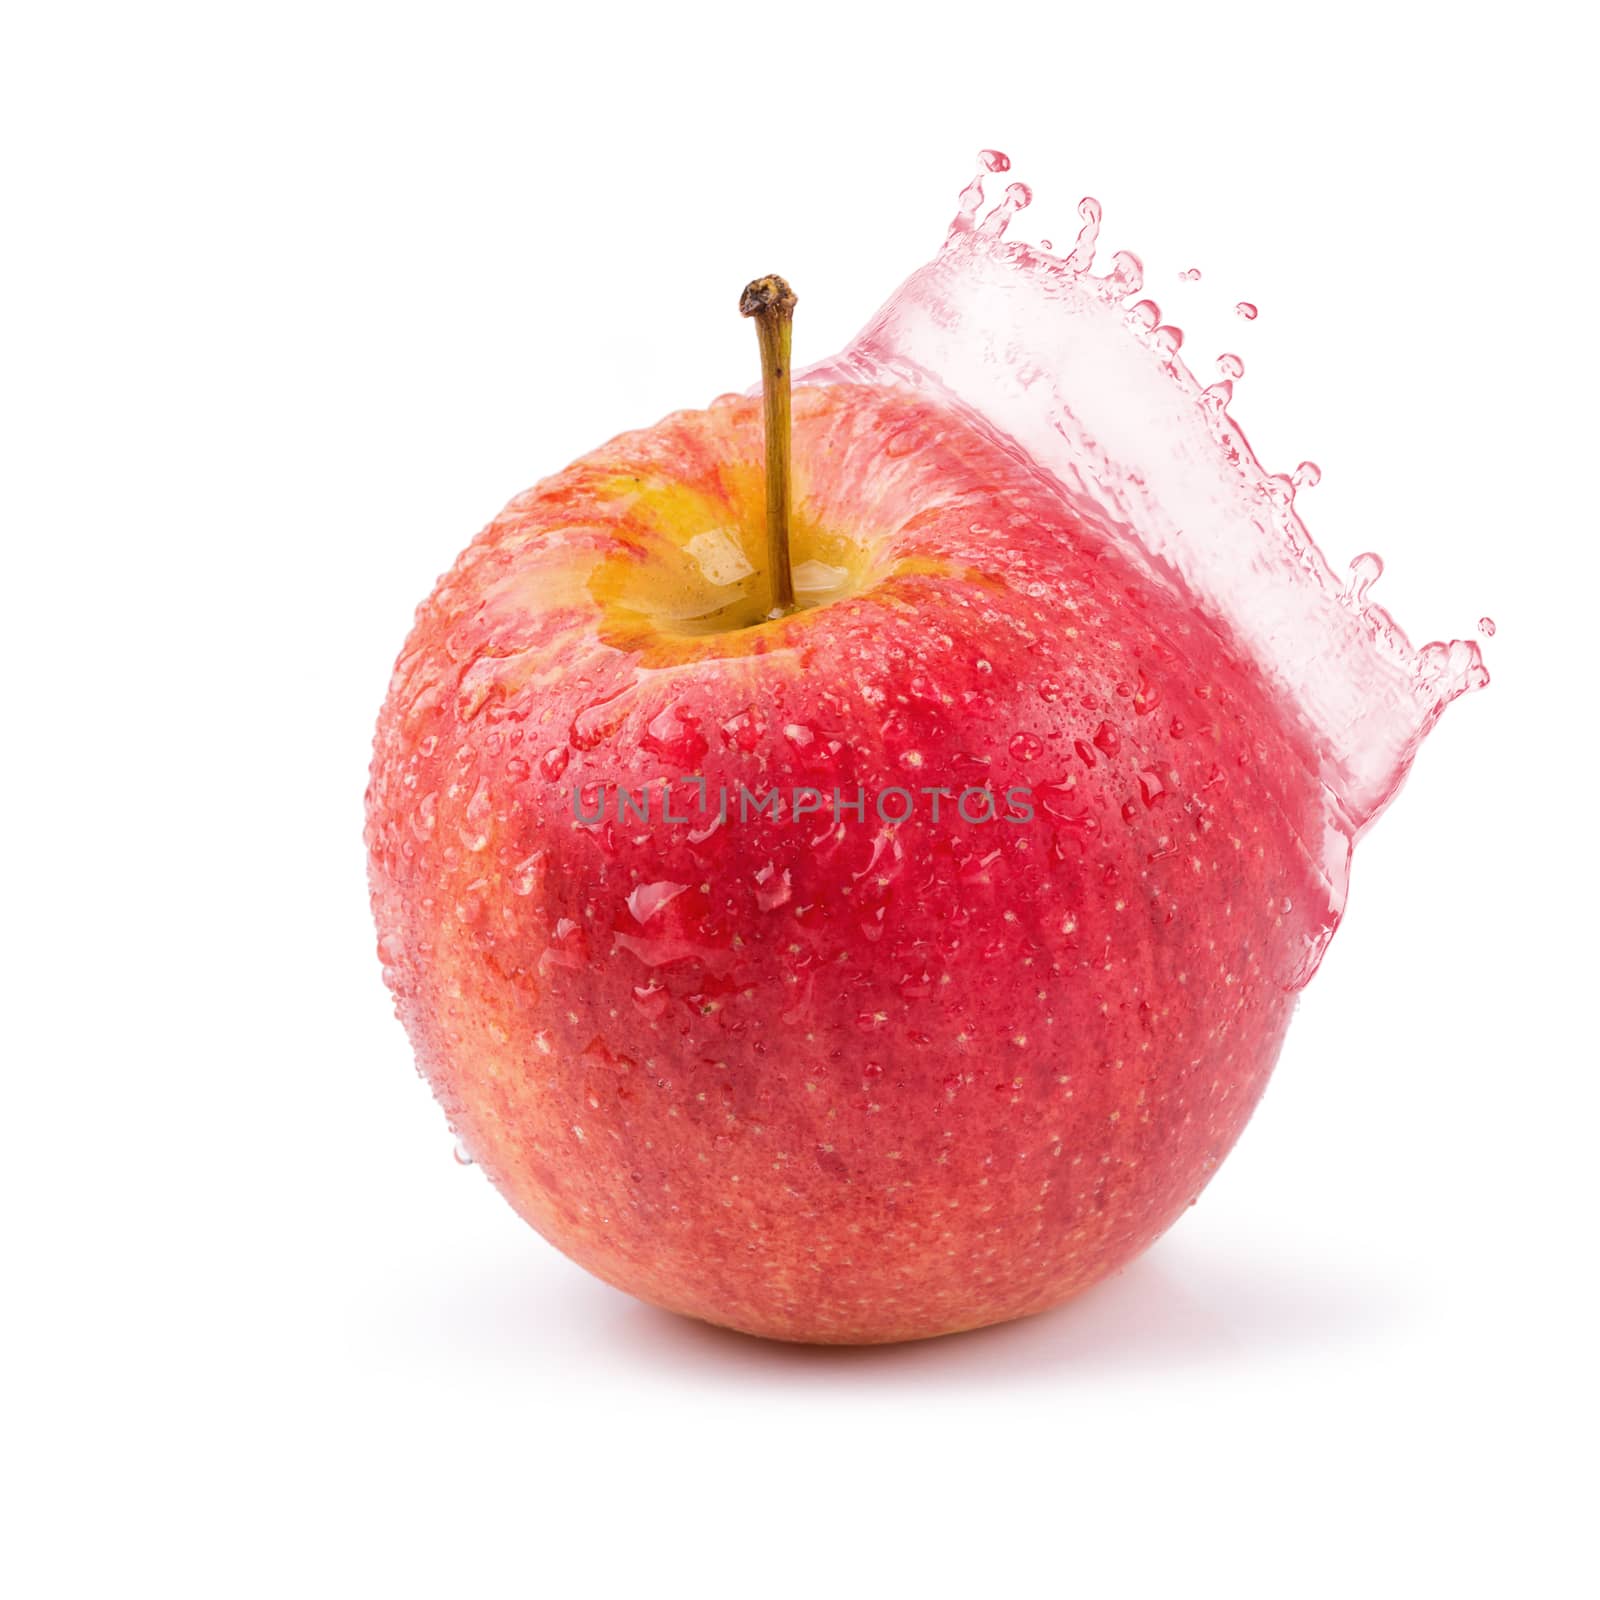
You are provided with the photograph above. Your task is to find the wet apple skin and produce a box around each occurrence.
[367,384,1329,1343]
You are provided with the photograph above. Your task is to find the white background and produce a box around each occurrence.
[5,3,1596,1595]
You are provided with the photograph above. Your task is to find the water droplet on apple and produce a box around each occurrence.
[792,559,852,605]
[410,792,437,840]
[633,983,669,1019]
[539,745,570,781]
[1093,720,1120,755]
[642,704,708,765]
[1041,789,1098,832]
[1138,769,1167,807]
[460,776,492,851]
[721,707,764,751]
[628,881,688,924]
[754,864,792,911]
[1009,732,1043,761]
[510,852,543,896]
[453,1141,474,1167]
[571,697,629,751]
[539,917,587,973]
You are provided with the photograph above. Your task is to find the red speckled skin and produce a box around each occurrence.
[366,384,1330,1343]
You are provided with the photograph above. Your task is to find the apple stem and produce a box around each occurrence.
[740,275,798,618]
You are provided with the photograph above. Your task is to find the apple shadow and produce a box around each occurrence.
[405,1232,1404,1388]
[624,1247,1398,1387]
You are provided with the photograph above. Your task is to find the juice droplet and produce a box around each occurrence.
[1293,461,1322,491]
[948,175,987,238]
[1066,197,1102,273]
[1179,267,1202,282]
[1151,325,1183,361]
[977,181,1032,237]
[1235,301,1259,320]
[1103,251,1144,297]
[1346,552,1383,605]
[951,154,1018,240]
[1218,353,1245,380]
[1478,616,1496,636]
[1039,238,1053,250]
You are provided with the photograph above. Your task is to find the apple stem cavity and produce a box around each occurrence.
[740,274,798,618]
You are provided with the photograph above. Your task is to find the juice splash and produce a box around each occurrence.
[805,151,1487,975]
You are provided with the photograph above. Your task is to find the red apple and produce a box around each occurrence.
[366,287,1330,1342]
